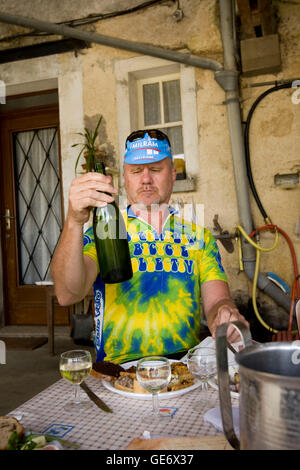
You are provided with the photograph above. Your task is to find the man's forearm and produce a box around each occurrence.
[50,217,89,305]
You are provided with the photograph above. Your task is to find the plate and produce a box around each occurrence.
[102,360,201,400]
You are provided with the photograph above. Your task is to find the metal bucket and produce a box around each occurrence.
[216,321,300,450]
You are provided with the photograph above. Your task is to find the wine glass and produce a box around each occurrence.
[136,356,171,423]
[60,349,92,412]
[187,346,217,412]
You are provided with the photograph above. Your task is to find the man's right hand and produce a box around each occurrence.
[67,172,118,225]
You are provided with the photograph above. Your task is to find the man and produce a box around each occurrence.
[51,129,249,364]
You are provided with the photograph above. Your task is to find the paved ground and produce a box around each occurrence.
[0,326,95,416]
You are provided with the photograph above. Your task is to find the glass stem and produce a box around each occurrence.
[152,393,159,415]
[200,381,209,406]
[74,384,81,404]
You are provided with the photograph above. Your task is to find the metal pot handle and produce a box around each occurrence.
[215,321,253,450]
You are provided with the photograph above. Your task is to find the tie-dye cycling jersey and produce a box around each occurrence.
[83,206,227,364]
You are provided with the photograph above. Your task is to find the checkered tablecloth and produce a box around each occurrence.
[9,376,235,450]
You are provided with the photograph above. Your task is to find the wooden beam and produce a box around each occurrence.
[0,38,90,63]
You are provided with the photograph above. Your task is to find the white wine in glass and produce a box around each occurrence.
[136,356,171,423]
[60,349,92,412]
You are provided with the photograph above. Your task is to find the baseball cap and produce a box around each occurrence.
[124,129,173,164]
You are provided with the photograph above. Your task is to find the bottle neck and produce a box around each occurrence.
[94,162,106,175]
[94,162,114,200]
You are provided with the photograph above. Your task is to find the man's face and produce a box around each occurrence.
[123,157,176,208]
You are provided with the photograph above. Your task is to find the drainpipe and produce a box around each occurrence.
[0,9,292,315]
[0,11,222,72]
[216,0,291,315]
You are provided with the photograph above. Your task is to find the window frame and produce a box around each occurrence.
[115,55,199,193]
[138,73,182,129]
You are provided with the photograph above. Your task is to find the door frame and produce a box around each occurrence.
[0,103,67,325]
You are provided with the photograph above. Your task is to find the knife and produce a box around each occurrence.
[227,341,237,356]
[80,381,113,413]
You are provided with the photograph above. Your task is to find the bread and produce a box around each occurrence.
[0,416,24,450]
[90,360,125,382]
[126,436,233,450]
[114,375,134,392]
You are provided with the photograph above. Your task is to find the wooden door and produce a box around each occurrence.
[0,104,70,325]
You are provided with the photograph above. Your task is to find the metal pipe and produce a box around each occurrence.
[217,1,254,236]
[218,0,292,315]
[0,11,223,71]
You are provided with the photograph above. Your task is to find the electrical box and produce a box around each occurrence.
[240,34,281,76]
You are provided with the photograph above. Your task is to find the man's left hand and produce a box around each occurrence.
[210,303,250,343]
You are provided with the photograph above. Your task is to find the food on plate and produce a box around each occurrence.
[228,366,240,393]
[0,416,24,450]
[169,362,195,391]
[6,428,80,450]
[213,366,240,394]
[90,360,125,382]
[112,361,194,394]
[38,444,60,450]
[114,375,134,392]
[233,372,239,393]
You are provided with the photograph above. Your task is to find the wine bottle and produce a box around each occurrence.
[93,162,133,283]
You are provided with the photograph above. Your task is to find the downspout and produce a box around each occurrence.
[0,11,222,72]
[0,9,292,315]
[216,0,291,315]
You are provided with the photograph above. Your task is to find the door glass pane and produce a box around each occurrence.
[143,82,161,125]
[13,127,62,285]
[163,79,182,123]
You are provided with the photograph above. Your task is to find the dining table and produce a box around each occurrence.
[7,374,237,452]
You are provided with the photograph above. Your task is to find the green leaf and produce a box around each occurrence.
[7,431,23,450]
[84,127,92,143]
[92,116,102,142]
[72,115,103,174]
[7,431,80,450]
[74,132,86,137]
[44,434,80,448]
[74,147,85,175]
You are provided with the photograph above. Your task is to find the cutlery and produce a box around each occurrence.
[80,381,113,413]
[227,341,237,356]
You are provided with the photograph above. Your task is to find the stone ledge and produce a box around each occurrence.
[173,177,196,193]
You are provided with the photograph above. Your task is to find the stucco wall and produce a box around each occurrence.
[238,0,300,309]
[0,0,299,330]
[78,0,300,310]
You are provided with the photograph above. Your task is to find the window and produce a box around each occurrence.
[115,56,199,192]
[137,74,185,180]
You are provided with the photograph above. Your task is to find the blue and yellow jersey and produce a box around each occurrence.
[83,206,227,364]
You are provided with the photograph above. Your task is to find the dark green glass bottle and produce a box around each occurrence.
[93,162,133,283]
